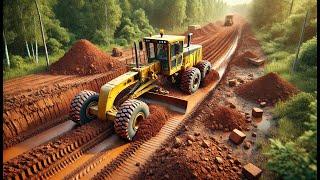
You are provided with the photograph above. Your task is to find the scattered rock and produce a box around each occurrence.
[252,107,263,118]
[201,140,210,148]
[259,101,267,108]
[187,135,195,142]
[215,157,224,164]
[187,140,193,146]
[245,118,252,123]
[174,137,182,148]
[228,79,237,87]
[252,132,257,137]
[244,141,251,149]
[253,124,258,128]
[229,129,246,145]
[136,162,140,166]
[164,174,170,179]
[243,163,262,180]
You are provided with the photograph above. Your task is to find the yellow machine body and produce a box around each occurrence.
[225,15,234,26]
[94,34,203,121]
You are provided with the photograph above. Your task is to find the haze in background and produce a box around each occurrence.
[224,0,252,5]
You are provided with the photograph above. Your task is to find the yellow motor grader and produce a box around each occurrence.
[224,14,234,26]
[69,31,214,140]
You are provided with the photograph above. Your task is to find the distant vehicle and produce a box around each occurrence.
[224,14,234,26]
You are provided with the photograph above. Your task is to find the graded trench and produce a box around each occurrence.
[3,16,243,179]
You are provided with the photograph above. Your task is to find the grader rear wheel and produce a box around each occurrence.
[196,60,212,80]
[69,90,99,125]
[114,99,149,141]
[180,67,201,94]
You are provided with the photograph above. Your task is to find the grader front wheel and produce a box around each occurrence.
[114,99,150,141]
[69,90,99,125]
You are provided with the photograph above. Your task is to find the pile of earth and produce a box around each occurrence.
[49,39,124,75]
[133,105,172,142]
[136,133,242,179]
[202,70,220,87]
[203,105,247,131]
[236,72,299,105]
[232,50,259,67]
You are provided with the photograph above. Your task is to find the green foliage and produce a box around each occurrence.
[250,0,287,28]
[266,97,317,179]
[47,38,63,54]
[91,30,112,45]
[297,36,317,67]
[114,38,128,46]
[273,92,314,122]
[10,55,25,69]
[265,139,317,180]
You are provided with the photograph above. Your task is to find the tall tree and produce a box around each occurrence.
[3,30,10,68]
[35,0,50,68]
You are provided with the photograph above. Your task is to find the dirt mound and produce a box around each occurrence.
[202,70,220,87]
[133,105,172,141]
[204,105,247,131]
[236,72,299,105]
[136,134,242,179]
[232,50,258,67]
[49,39,124,75]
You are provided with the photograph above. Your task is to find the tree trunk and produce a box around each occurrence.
[3,30,10,68]
[25,41,31,59]
[35,0,49,68]
[292,9,309,73]
[31,41,35,60]
[35,40,39,64]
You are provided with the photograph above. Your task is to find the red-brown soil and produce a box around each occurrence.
[134,105,172,142]
[235,72,300,105]
[49,39,124,75]
[136,133,242,180]
[202,70,220,87]
[203,105,247,131]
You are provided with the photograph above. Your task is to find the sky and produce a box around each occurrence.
[223,0,252,5]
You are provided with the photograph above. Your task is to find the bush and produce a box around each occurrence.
[47,38,63,54]
[10,55,25,69]
[114,38,128,46]
[265,139,317,180]
[297,36,317,67]
[273,92,314,123]
[92,30,112,45]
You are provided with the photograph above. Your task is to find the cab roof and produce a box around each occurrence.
[144,35,185,43]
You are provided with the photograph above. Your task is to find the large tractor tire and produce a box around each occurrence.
[180,67,201,94]
[69,90,99,125]
[196,60,212,80]
[114,99,149,141]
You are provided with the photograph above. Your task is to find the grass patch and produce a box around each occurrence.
[3,52,64,81]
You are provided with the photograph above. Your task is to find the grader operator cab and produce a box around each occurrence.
[224,14,234,26]
[69,31,214,141]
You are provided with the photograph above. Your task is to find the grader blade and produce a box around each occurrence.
[140,92,188,114]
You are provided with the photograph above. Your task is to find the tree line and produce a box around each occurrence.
[3,0,228,69]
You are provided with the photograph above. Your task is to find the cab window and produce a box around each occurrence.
[156,44,168,60]
[146,42,156,62]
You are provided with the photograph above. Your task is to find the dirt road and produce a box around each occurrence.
[3,15,263,179]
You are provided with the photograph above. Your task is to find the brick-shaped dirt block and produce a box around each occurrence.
[252,107,263,118]
[228,79,237,87]
[229,129,246,145]
[243,163,262,180]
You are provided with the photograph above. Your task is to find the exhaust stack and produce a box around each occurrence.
[187,33,193,47]
[134,42,139,68]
